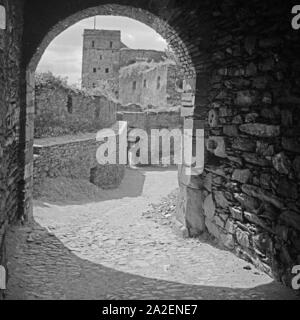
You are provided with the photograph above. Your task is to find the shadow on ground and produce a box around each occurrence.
[6,221,299,300]
[34,167,149,206]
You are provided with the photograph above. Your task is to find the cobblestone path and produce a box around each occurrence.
[6,168,299,300]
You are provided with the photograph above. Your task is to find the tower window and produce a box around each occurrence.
[143,80,147,88]
[176,79,183,90]
[92,40,95,48]
[157,76,161,89]
[93,68,97,73]
[67,95,73,114]
[0,5,6,30]
[133,81,137,90]
[105,68,109,73]
[100,55,102,60]
[95,107,100,119]
[92,83,96,88]
[110,41,113,48]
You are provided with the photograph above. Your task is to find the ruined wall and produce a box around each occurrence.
[119,61,182,108]
[177,0,300,286]
[119,63,169,107]
[117,110,183,165]
[34,78,117,138]
[166,64,183,107]
[33,133,125,196]
[119,48,166,68]
[0,0,24,298]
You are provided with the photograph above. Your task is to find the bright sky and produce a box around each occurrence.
[37,16,168,85]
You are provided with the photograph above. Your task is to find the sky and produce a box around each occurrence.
[37,16,168,85]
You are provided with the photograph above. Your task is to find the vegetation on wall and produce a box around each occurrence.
[34,72,117,138]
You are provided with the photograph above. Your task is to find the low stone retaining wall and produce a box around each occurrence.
[33,131,125,197]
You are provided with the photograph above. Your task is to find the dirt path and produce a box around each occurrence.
[6,167,298,299]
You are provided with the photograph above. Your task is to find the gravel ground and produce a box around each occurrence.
[5,167,299,300]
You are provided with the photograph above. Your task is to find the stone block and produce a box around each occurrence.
[252,233,272,253]
[256,141,274,157]
[232,169,251,184]
[242,184,284,209]
[229,207,244,221]
[232,115,243,124]
[243,152,271,167]
[272,152,291,175]
[205,218,220,240]
[225,219,236,234]
[234,193,261,211]
[220,233,235,250]
[177,184,205,236]
[245,113,259,123]
[235,90,257,106]
[214,191,229,209]
[203,173,212,192]
[206,136,227,158]
[223,125,239,136]
[215,215,225,228]
[208,109,218,127]
[178,164,203,190]
[232,137,256,152]
[203,193,215,220]
[239,123,280,137]
[236,228,250,248]
[244,211,273,233]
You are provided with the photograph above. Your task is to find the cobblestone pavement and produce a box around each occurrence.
[6,168,299,300]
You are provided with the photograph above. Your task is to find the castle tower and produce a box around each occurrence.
[81,29,127,89]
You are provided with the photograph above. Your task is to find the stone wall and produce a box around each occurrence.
[119,61,182,108]
[34,75,117,138]
[0,0,24,298]
[117,110,183,165]
[166,64,183,107]
[117,110,183,132]
[119,48,166,68]
[33,132,125,197]
[177,0,300,286]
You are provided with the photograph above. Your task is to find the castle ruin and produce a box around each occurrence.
[81,29,182,107]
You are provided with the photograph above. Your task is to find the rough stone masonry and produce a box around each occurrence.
[0,0,300,299]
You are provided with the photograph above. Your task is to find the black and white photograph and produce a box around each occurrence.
[0,0,300,307]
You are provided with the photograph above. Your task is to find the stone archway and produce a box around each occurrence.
[22,3,199,226]
[1,0,298,293]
